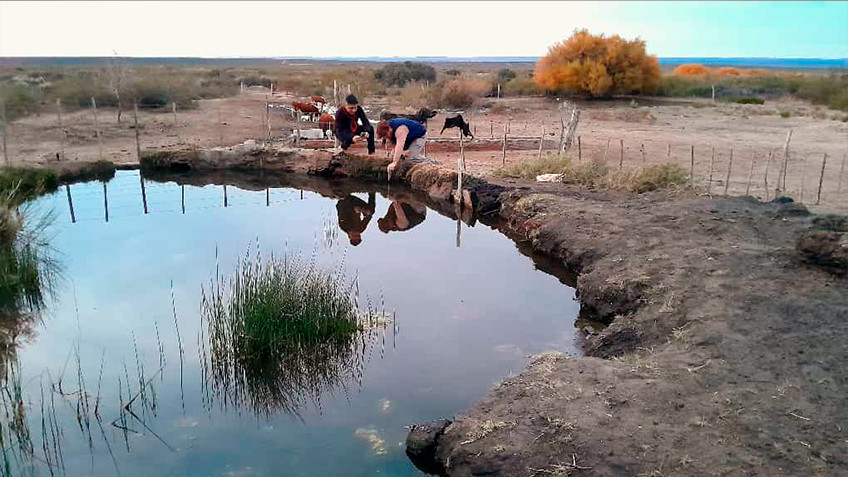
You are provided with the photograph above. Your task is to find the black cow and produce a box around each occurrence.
[380,108,438,124]
[440,114,473,139]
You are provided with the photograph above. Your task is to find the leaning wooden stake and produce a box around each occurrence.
[724,149,734,195]
[838,154,847,195]
[763,149,773,194]
[641,143,646,165]
[666,142,671,158]
[490,121,493,138]
[217,109,223,146]
[690,145,695,188]
[777,129,792,197]
[707,147,715,194]
[602,138,610,163]
[745,151,756,196]
[816,153,828,205]
[92,97,103,161]
[557,115,565,152]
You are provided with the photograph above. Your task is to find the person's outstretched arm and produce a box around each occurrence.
[387,126,408,177]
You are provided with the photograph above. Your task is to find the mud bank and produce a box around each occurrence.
[31,144,848,476]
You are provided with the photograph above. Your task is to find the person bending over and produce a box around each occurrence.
[375,118,433,178]
[334,94,375,155]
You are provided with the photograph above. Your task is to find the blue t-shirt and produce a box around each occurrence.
[388,118,427,150]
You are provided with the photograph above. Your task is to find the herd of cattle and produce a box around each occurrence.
[285,96,474,140]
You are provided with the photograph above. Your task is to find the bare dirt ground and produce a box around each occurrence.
[6,89,847,210]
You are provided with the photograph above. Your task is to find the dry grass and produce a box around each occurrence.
[494,155,689,193]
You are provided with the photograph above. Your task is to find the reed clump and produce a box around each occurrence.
[201,248,381,417]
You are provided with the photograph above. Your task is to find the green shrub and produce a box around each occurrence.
[727,97,764,105]
[504,77,543,96]
[779,110,791,118]
[0,83,42,120]
[374,62,436,87]
[0,168,58,204]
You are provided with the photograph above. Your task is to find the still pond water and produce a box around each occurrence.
[6,170,580,476]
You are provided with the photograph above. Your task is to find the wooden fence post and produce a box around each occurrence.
[92,97,103,161]
[745,151,756,196]
[690,145,695,188]
[707,147,715,194]
[799,155,807,203]
[724,149,733,195]
[777,129,792,198]
[641,143,646,165]
[838,154,847,195]
[557,115,565,153]
[1,96,8,165]
[538,127,545,160]
[133,102,142,162]
[816,153,828,205]
[217,109,223,146]
[763,149,773,195]
[502,125,507,166]
[619,139,624,169]
[578,135,582,161]
[667,142,670,158]
[57,99,65,161]
[602,138,610,163]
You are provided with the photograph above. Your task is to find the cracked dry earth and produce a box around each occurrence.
[418,183,847,477]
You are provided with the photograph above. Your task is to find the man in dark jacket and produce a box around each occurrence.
[334,94,375,154]
[336,192,375,246]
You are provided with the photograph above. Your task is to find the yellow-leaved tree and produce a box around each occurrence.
[534,30,661,97]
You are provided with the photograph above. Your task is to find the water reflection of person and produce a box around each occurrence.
[336,192,376,246]
[377,200,427,233]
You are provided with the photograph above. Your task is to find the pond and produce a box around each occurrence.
[2,170,580,477]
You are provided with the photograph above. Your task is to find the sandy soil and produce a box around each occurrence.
[5,90,846,211]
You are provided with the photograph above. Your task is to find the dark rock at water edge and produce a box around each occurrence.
[406,419,452,475]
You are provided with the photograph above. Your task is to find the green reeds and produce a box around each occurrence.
[201,246,384,417]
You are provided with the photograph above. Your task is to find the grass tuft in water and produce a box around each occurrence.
[201,246,382,417]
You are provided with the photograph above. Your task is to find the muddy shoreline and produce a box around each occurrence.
[24,146,848,476]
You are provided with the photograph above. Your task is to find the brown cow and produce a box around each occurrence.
[318,113,334,138]
[292,101,320,121]
[310,95,327,104]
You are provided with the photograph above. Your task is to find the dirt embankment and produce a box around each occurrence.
[411,181,848,476]
[26,144,848,476]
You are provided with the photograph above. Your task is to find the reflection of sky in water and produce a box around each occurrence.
[14,170,580,476]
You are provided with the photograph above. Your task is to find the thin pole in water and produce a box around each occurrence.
[140,174,148,214]
[223,185,228,207]
[455,218,461,248]
[181,185,185,214]
[266,188,270,207]
[103,182,109,223]
[65,184,76,223]
[816,153,828,205]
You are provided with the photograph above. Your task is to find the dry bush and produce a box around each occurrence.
[395,83,439,109]
[534,29,661,97]
[439,79,490,109]
[715,67,741,76]
[673,64,711,77]
[494,155,687,193]
[504,77,543,96]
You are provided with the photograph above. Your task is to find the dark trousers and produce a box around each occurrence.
[341,123,375,154]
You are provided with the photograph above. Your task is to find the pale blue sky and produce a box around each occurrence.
[0,1,846,58]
